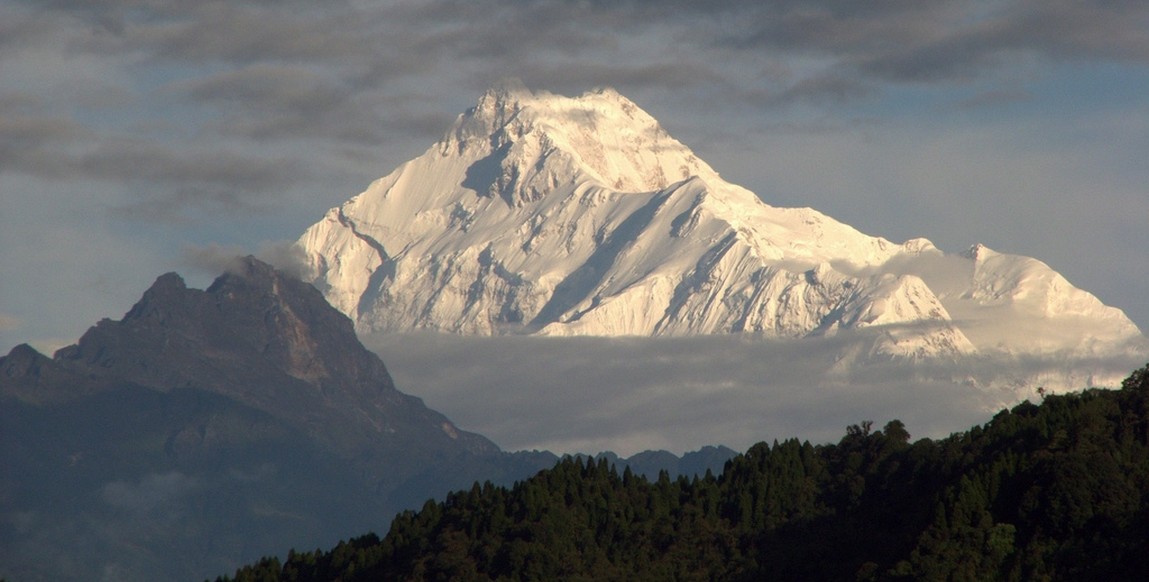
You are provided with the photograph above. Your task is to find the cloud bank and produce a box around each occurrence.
[365,332,1144,457]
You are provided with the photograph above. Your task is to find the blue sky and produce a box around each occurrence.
[2,0,1148,356]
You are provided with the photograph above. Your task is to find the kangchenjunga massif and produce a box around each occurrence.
[297,84,1144,385]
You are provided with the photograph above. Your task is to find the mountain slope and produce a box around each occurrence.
[298,84,1143,363]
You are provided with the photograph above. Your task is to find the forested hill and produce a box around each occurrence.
[218,366,1149,581]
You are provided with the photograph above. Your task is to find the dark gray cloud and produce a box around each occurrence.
[0,97,310,221]
[0,112,88,172]
[140,5,366,65]
[999,0,1149,61]
[0,4,60,50]
[768,73,875,105]
[23,1,1149,90]
[72,143,302,189]
[172,65,388,144]
[716,1,1149,81]
[26,0,1145,133]
[10,0,1146,191]
[82,144,306,221]
[180,66,344,114]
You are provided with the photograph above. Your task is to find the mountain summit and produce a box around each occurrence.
[298,85,1144,361]
[5,255,498,467]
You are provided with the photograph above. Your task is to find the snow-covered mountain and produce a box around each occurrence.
[297,84,1144,363]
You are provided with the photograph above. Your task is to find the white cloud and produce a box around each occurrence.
[365,333,1140,457]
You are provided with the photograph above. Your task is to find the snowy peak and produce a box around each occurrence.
[297,85,1144,365]
[443,84,717,200]
[943,243,1143,355]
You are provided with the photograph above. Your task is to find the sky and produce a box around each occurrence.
[2,2,1147,386]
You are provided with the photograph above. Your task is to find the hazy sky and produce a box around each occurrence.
[3,0,1148,357]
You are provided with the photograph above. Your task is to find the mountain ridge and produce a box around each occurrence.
[34,255,498,459]
[298,85,1144,367]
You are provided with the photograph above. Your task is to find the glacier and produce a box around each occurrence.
[297,84,1145,372]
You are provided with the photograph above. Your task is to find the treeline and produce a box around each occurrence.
[218,366,1149,581]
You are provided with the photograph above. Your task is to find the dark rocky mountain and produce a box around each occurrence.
[58,257,498,461]
[0,257,733,582]
[0,257,550,581]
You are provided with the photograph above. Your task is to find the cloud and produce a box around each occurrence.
[83,144,301,190]
[4,134,311,221]
[997,0,1149,62]
[180,240,309,280]
[0,108,89,174]
[30,1,1145,133]
[100,471,199,513]
[767,73,875,106]
[171,65,389,144]
[0,3,62,51]
[717,1,1149,82]
[253,241,309,279]
[179,244,250,277]
[56,2,362,64]
[17,1,1149,114]
[363,332,1142,457]
[0,67,310,220]
[8,0,1146,227]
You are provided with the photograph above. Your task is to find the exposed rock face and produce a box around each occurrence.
[44,256,496,460]
[297,85,1144,363]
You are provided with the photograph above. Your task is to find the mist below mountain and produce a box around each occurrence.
[366,331,1146,456]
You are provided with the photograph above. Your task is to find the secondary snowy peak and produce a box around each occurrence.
[952,243,1143,355]
[298,85,1144,362]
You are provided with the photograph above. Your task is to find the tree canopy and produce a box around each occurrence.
[217,365,1149,581]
